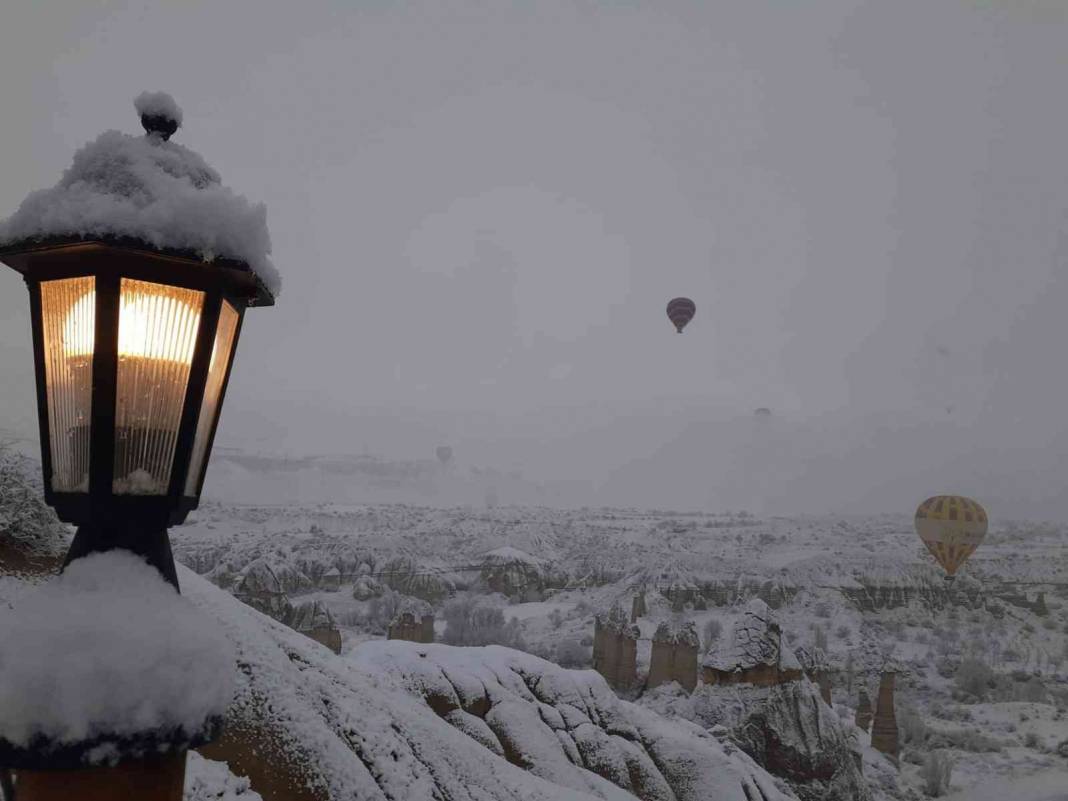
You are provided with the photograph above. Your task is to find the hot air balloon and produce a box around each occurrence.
[914,495,987,581]
[436,446,453,466]
[666,297,696,333]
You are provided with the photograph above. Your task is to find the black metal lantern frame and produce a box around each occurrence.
[0,237,273,588]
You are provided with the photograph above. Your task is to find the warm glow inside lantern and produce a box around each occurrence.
[41,276,241,499]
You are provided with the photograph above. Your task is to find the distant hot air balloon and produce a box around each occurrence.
[436,446,453,466]
[914,495,987,581]
[754,408,772,417]
[666,297,696,333]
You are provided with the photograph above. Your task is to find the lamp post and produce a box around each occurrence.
[0,95,274,800]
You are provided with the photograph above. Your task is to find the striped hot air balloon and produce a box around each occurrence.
[914,495,987,581]
[666,297,696,333]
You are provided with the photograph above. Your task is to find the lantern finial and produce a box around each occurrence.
[134,91,183,141]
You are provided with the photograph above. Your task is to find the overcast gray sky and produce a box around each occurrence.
[2,1,1067,515]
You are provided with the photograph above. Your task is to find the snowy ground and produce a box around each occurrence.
[169,503,1068,799]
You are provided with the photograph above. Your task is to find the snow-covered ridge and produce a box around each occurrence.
[352,640,792,801]
[0,93,279,296]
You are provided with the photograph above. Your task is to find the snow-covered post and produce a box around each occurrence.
[0,554,236,800]
[0,93,276,798]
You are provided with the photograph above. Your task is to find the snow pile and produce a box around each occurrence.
[0,552,235,750]
[185,752,262,801]
[0,93,279,295]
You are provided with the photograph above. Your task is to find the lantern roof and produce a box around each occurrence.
[0,92,278,304]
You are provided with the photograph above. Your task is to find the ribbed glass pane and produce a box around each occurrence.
[184,301,239,496]
[113,279,205,495]
[40,277,95,493]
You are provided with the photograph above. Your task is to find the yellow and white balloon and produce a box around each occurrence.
[914,495,987,581]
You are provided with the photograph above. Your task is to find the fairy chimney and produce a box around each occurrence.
[593,606,638,691]
[818,672,833,705]
[855,689,873,732]
[630,591,647,623]
[871,671,899,762]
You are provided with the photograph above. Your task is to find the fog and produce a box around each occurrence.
[2,2,1067,519]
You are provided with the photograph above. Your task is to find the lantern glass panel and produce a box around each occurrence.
[41,276,95,493]
[113,278,205,495]
[184,300,239,496]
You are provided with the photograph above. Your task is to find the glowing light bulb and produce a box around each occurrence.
[63,289,202,363]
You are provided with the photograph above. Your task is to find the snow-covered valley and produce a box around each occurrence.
[160,498,1068,800]
[4,445,1068,800]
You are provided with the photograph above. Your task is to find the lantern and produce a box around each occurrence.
[0,96,275,589]
[0,239,272,585]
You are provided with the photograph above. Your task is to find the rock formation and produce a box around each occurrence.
[818,672,832,705]
[871,671,899,763]
[630,591,647,623]
[321,566,341,591]
[478,547,549,601]
[1034,591,1049,617]
[855,689,873,732]
[235,559,293,622]
[703,599,803,687]
[288,600,342,654]
[592,606,638,691]
[698,680,871,801]
[359,640,792,801]
[388,611,436,644]
[647,620,699,692]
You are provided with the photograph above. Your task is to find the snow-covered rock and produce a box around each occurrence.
[354,640,794,801]
[286,599,335,633]
[692,679,870,801]
[703,599,803,686]
[185,751,263,801]
[233,559,292,621]
[480,546,551,600]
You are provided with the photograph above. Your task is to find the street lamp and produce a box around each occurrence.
[0,93,274,798]
[0,103,274,590]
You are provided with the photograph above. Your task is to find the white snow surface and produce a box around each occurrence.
[161,565,791,800]
[0,552,235,749]
[179,566,605,800]
[135,91,184,126]
[353,640,793,801]
[185,751,263,801]
[483,545,546,565]
[0,120,279,295]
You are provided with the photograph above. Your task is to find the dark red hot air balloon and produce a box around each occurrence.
[666,297,696,333]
